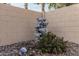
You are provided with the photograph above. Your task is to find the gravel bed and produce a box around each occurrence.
[0,40,79,56]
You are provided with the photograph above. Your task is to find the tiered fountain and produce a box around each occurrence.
[35,16,48,40]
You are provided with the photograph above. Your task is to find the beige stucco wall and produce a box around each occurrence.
[0,4,41,46]
[46,4,79,44]
[1,4,79,45]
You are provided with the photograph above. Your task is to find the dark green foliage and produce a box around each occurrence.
[48,3,75,9]
[37,32,67,54]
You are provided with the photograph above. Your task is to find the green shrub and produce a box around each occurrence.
[37,32,67,54]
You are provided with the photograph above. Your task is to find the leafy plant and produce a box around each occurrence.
[37,32,67,54]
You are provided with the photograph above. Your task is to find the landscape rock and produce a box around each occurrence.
[0,40,78,56]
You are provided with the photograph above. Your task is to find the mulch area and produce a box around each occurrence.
[0,40,79,56]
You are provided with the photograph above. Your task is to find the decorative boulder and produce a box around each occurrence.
[19,47,27,56]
